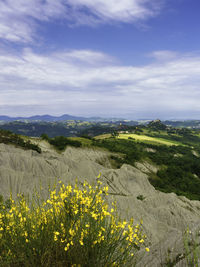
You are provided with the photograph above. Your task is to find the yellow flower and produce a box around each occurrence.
[123,230,127,236]
[103,186,109,192]
[0,179,147,264]
[69,228,75,236]
[54,231,60,236]
[64,243,70,251]
[91,212,98,220]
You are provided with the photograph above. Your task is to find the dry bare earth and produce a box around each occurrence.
[0,141,200,266]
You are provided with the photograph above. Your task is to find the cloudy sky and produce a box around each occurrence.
[0,0,200,119]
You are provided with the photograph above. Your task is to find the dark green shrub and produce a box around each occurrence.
[49,136,81,151]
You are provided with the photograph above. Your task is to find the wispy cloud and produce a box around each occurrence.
[67,0,163,23]
[1,48,200,117]
[148,50,179,61]
[0,0,163,43]
[0,0,66,43]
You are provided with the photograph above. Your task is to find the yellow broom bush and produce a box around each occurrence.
[0,176,149,266]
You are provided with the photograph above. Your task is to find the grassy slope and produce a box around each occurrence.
[94,134,112,140]
[118,133,183,146]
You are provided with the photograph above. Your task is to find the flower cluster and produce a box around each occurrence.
[0,177,149,266]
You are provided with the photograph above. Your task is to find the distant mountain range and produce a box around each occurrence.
[1,115,200,129]
[0,114,123,122]
[0,114,86,122]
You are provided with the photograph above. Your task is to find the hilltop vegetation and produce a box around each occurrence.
[0,129,41,153]
[0,120,123,138]
[41,134,82,151]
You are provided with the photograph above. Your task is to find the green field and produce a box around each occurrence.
[95,134,112,140]
[118,133,183,146]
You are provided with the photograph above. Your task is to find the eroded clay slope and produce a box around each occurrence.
[0,142,200,266]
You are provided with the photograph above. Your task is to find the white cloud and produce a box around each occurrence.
[67,0,162,23]
[0,0,66,43]
[0,0,163,43]
[1,48,200,117]
[149,50,179,61]
[54,50,115,65]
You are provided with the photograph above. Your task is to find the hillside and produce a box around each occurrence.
[0,120,120,137]
[1,126,200,201]
[93,126,200,201]
[0,138,200,266]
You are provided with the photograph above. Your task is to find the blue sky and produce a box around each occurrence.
[0,0,200,119]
